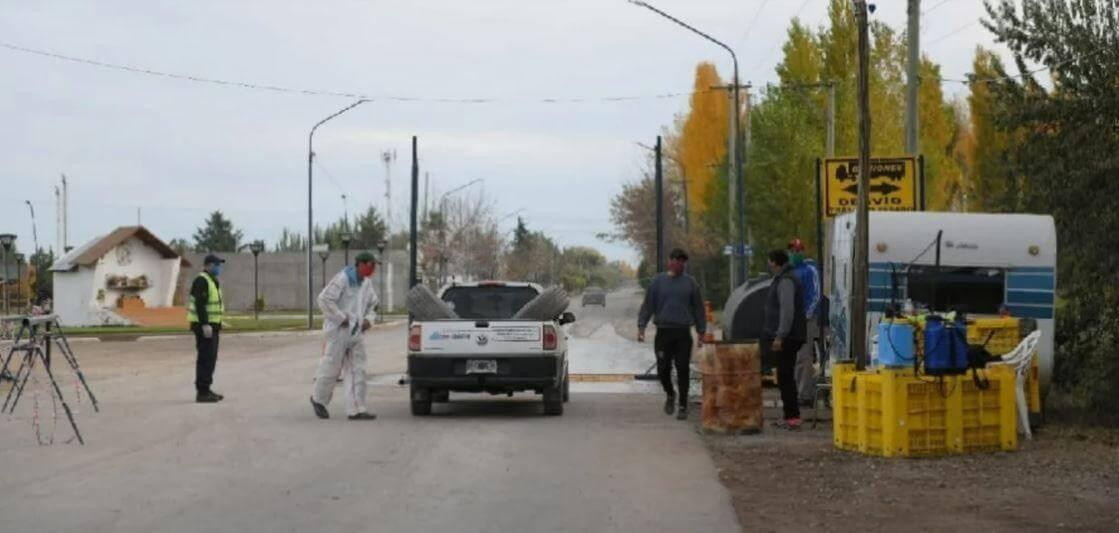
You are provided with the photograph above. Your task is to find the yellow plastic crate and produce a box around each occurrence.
[968,317,1021,357]
[830,364,1017,457]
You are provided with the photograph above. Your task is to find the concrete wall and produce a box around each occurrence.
[181,251,410,312]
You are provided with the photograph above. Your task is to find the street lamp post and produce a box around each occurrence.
[307,99,370,329]
[376,240,387,323]
[341,232,353,264]
[14,253,24,313]
[317,246,331,291]
[249,240,265,321]
[628,0,746,286]
[0,234,15,315]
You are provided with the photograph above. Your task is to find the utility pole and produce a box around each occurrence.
[906,0,920,156]
[655,136,665,273]
[55,186,62,255]
[382,149,397,312]
[827,82,836,158]
[24,201,39,254]
[410,137,420,291]
[853,0,873,370]
[61,174,69,251]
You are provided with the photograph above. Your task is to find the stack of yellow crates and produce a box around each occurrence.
[832,363,1018,457]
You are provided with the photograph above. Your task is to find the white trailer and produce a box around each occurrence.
[828,211,1057,389]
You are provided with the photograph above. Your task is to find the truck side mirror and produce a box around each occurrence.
[559,312,576,325]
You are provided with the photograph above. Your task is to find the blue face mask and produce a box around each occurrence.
[210,264,223,277]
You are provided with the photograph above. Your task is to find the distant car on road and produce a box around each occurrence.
[581,287,606,307]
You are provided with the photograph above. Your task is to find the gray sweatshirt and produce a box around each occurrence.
[638,273,706,334]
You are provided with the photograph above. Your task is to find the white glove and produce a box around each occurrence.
[201,324,213,339]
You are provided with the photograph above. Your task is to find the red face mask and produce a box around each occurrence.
[358,263,375,279]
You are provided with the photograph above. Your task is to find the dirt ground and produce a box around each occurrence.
[701,392,1119,532]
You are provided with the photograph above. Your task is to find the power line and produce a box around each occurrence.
[1,41,701,104]
[924,21,978,46]
[749,0,813,77]
[738,0,771,47]
[921,0,959,16]
[927,47,1107,85]
[311,158,348,197]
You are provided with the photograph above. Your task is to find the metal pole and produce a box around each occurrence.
[826,82,836,158]
[727,88,736,291]
[25,201,39,254]
[919,155,927,210]
[655,136,665,273]
[852,0,872,370]
[253,252,259,322]
[737,82,748,284]
[2,250,9,315]
[906,0,921,156]
[410,136,420,290]
[306,99,369,329]
[16,259,23,312]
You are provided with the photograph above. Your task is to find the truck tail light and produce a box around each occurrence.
[409,325,422,351]
[543,324,557,351]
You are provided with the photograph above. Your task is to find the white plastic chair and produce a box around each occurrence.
[992,330,1042,440]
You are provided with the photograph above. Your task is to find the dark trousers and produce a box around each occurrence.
[192,323,221,393]
[655,328,692,405]
[766,337,805,420]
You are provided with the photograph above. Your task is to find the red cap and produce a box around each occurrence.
[788,238,805,252]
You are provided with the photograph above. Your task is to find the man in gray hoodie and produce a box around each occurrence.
[638,248,706,420]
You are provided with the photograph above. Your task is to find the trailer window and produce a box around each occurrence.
[441,286,540,319]
[907,266,1005,314]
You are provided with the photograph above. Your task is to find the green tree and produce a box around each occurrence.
[192,211,243,252]
[983,0,1119,420]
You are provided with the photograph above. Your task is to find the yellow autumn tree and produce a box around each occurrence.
[677,62,729,217]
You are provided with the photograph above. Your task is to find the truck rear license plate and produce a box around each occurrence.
[466,359,498,375]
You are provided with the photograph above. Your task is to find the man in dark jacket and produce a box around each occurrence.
[764,249,806,429]
[638,248,706,420]
[188,254,225,403]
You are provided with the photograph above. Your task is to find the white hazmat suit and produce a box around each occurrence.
[312,266,379,416]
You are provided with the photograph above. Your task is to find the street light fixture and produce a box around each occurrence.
[14,253,25,313]
[307,99,370,329]
[0,234,16,315]
[249,240,265,321]
[628,0,747,287]
[376,240,388,323]
[340,232,353,264]
[315,244,331,291]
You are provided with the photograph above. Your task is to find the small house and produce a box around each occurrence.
[50,227,191,327]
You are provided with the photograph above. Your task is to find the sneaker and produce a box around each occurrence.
[348,412,377,421]
[664,395,676,415]
[196,391,223,403]
[676,405,688,420]
[773,417,803,430]
[310,397,330,419]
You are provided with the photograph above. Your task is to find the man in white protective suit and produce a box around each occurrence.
[310,251,380,420]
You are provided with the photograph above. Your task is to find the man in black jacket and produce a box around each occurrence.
[188,254,226,403]
[638,248,706,420]
[764,250,807,429]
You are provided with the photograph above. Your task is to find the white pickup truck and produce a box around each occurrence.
[407,281,575,416]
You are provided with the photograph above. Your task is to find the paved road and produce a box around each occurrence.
[0,289,738,533]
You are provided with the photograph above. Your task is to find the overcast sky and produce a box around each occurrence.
[1,0,1009,265]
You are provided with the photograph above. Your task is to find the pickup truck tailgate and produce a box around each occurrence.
[419,320,545,354]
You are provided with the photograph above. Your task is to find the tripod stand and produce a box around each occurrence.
[1,315,99,445]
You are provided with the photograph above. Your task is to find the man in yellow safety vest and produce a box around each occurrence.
[188,254,226,403]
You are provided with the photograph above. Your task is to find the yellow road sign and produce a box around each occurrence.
[821,157,920,218]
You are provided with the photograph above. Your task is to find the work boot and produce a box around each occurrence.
[310,397,330,419]
[348,412,377,421]
[196,391,223,403]
[676,404,688,421]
